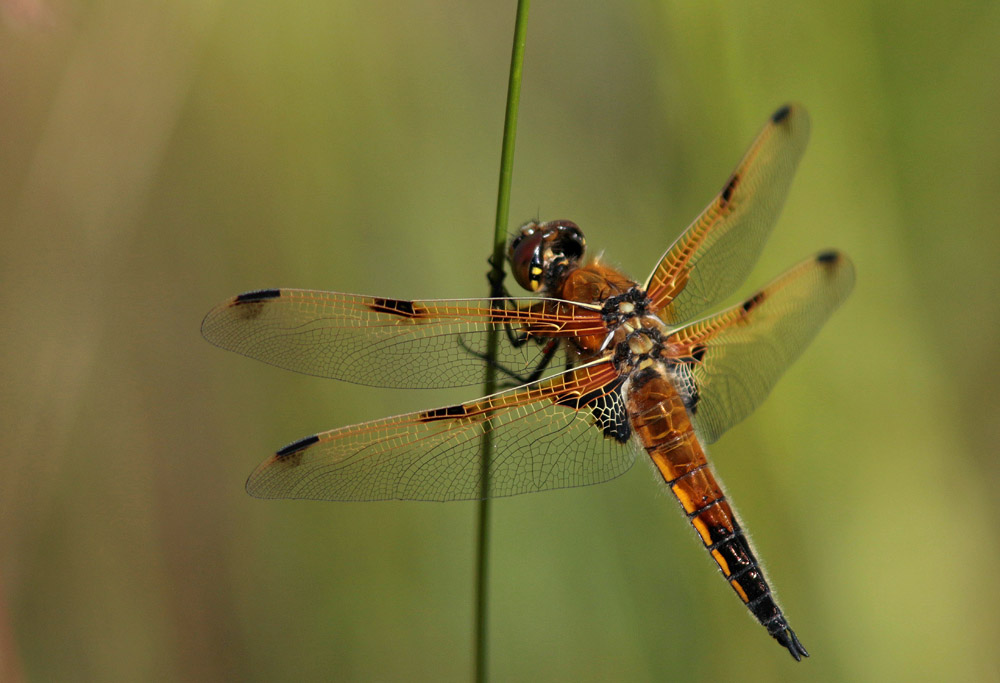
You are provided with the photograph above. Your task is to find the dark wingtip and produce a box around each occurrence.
[775,628,809,661]
[816,250,840,264]
[772,104,793,123]
[234,288,281,304]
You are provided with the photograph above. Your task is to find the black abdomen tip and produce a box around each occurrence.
[276,434,320,458]
[772,105,792,123]
[235,289,281,304]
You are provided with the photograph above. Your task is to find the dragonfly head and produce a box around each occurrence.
[508,220,586,294]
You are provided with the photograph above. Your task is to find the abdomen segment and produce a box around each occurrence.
[626,373,809,660]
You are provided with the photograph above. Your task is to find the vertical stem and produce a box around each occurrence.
[477,2,530,681]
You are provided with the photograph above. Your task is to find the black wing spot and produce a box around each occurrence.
[275,434,320,459]
[419,404,469,422]
[690,343,707,363]
[555,377,630,443]
[771,104,792,123]
[720,173,740,207]
[234,289,281,304]
[741,291,766,314]
[370,297,422,318]
[669,362,700,414]
[816,250,840,265]
[594,391,631,443]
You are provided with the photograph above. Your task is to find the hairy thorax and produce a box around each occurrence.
[557,260,671,373]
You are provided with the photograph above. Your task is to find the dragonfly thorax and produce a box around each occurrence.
[611,325,667,370]
[600,286,653,327]
[604,285,669,378]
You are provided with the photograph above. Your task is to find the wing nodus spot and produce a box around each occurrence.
[419,404,469,422]
[741,291,766,314]
[720,173,740,207]
[275,434,320,459]
[370,297,424,318]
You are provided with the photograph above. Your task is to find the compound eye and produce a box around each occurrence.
[553,221,585,262]
[508,228,546,292]
[543,220,585,267]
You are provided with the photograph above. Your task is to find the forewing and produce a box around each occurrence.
[645,104,811,324]
[201,289,605,389]
[666,251,855,444]
[246,360,639,501]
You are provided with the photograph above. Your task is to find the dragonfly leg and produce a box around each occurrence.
[457,335,561,387]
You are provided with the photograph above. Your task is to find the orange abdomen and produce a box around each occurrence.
[626,373,794,638]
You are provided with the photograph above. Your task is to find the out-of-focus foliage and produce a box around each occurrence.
[2,1,998,680]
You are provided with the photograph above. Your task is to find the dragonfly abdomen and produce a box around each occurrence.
[626,372,809,660]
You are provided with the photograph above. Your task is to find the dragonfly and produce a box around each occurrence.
[202,104,853,661]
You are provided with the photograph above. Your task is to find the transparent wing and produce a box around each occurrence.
[201,289,606,389]
[644,104,811,324]
[666,251,855,444]
[246,360,640,501]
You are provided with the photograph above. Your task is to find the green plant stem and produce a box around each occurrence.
[477,2,530,681]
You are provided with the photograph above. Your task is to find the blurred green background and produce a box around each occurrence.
[2,0,999,680]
